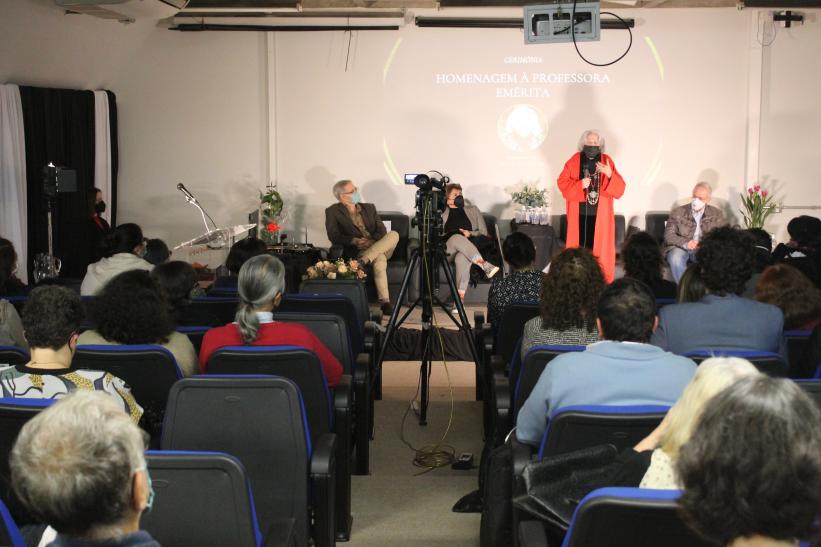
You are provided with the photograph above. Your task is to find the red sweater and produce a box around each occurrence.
[199,322,343,387]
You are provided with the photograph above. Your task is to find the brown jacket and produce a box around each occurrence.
[663,203,725,255]
[325,202,387,251]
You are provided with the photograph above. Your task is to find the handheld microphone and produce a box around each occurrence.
[176,183,198,203]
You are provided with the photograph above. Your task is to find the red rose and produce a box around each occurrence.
[266,222,280,233]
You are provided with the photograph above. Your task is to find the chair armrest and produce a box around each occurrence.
[262,518,297,547]
[333,374,353,412]
[511,435,535,476]
[474,310,485,328]
[310,433,337,547]
[353,352,372,474]
[490,354,506,375]
[363,321,376,354]
[492,372,512,444]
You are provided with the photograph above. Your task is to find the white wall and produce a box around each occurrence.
[2,1,820,251]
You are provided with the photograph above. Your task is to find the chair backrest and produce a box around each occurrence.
[73,345,182,434]
[279,294,364,352]
[378,211,410,262]
[561,487,718,547]
[0,498,24,547]
[272,312,355,375]
[176,326,210,356]
[684,350,788,377]
[0,398,55,527]
[514,345,586,418]
[494,303,540,365]
[538,405,669,459]
[645,212,670,245]
[656,298,676,309]
[142,451,264,547]
[795,380,821,410]
[206,286,240,298]
[206,346,332,443]
[0,347,29,367]
[189,297,239,325]
[298,279,369,327]
[161,376,311,546]
[784,330,812,378]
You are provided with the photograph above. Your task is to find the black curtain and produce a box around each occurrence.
[107,89,119,228]
[19,87,118,279]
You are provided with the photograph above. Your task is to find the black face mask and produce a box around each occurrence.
[453,195,465,208]
[95,201,106,214]
[582,145,601,160]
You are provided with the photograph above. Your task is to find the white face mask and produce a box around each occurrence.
[691,198,706,211]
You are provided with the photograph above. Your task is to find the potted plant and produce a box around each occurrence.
[259,183,284,245]
[739,184,776,229]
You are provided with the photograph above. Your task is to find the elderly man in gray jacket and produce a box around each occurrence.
[664,182,726,282]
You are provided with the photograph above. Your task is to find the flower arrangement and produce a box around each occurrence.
[740,184,776,229]
[303,259,367,281]
[510,185,549,208]
[259,183,284,244]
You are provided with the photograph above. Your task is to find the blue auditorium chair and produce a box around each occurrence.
[0,498,25,547]
[684,350,787,377]
[161,376,335,547]
[0,346,29,367]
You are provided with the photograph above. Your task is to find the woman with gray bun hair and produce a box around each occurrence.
[198,254,343,386]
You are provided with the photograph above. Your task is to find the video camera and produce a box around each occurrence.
[42,162,78,199]
[405,171,449,217]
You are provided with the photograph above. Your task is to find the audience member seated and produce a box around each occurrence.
[676,263,706,304]
[0,237,28,296]
[621,231,677,299]
[633,357,760,489]
[0,296,26,349]
[440,183,499,305]
[520,248,604,356]
[325,179,399,314]
[741,227,773,297]
[211,237,268,291]
[677,376,821,547]
[754,263,821,331]
[78,270,198,376]
[515,278,696,446]
[663,182,726,283]
[151,260,216,327]
[772,215,821,288]
[199,254,343,386]
[10,391,158,547]
[142,238,170,266]
[487,232,542,336]
[652,226,786,358]
[81,223,153,296]
[0,286,142,422]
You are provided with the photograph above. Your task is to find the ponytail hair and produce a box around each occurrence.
[103,223,143,257]
[236,254,285,344]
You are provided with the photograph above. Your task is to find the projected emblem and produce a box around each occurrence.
[497,104,548,153]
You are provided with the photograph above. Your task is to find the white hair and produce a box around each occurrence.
[693,181,713,196]
[10,391,146,536]
[236,254,286,344]
[577,130,605,153]
[333,180,352,200]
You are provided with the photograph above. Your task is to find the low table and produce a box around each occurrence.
[510,221,561,271]
[268,244,323,293]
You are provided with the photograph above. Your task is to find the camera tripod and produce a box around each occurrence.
[375,207,481,425]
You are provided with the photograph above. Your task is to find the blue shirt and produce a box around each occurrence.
[515,341,696,445]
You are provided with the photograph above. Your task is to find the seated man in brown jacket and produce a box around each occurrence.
[663,181,726,282]
[325,180,399,314]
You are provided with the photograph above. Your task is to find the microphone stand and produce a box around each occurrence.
[179,188,227,249]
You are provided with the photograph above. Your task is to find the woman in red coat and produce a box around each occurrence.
[557,130,626,282]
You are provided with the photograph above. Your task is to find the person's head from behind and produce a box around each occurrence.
[787,215,821,249]
[151,261,198,315]
[10,391,151,539]
[502,232,536,271]
[91,270,173,345]
[621,231,665,284]
[540,248,605,332]
[696,226,754,296]
[677,376,821,545]
[659,357,760,460]
[225,237,268,276]
[0,237,18,292]
[236,254,285,344]
[596,277,656,343]
[744,227,773,273]
[142,239,170,266]
[104,223,144,258]
[677,263,706,304]
[22,285,84,353]
[754,263,821,330]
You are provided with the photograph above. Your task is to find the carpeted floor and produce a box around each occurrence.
[347,351,484,546]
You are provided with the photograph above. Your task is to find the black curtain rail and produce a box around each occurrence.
[414,17,635,29]
[170,23,399,31]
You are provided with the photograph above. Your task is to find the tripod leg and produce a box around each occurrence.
[418,323,432,426]
[438,250,482,369]
[376,251,420,375]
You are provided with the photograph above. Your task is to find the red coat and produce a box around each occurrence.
[199,321,343,387]
[557,152,626,282]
